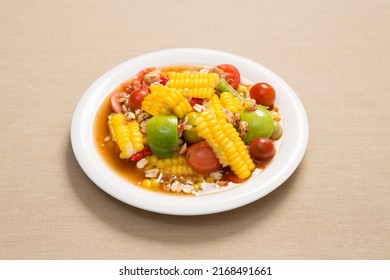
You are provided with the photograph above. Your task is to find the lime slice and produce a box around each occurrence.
[183,128,202,143]
[182,112,202,143]
[240,105,274,144]
[147,115,179,158]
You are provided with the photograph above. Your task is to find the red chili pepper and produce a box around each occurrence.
[158,76,169,85]
[178,123,185,135]
[224,172,243,184]
[130,146,152,162]
[187,97,202,107]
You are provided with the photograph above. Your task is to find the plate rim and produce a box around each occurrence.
[71,48,309,216]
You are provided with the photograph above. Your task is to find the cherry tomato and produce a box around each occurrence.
[186,141,221,174]
[249,137,276,162]
[249,82,276,107]
[110,91,127,113]
[128,89,149,110]
[216,64,241,90]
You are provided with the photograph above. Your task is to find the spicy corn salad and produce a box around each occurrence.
[94,64,283,195]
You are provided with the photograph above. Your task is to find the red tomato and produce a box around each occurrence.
[249,137,276,162]
[110,91,127,113]
[186,141,221,174]
[216,64,241,89]
[249,82,276,107]
[128,89,149,110]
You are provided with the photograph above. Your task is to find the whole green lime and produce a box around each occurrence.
[240,106,274,145]
[147,115,179,158]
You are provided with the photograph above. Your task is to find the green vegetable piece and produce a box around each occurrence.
[183,128,202,144]
[147,115,179,158]
[240,106,274,144]
[271,121,283,140]
[183,112,202,143]
[216,77,235,93]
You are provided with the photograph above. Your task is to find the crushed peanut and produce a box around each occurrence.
[239,121,249,138]
[136,158,148,169]
[145,168,159,178]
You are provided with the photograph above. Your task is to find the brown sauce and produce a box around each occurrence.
[94,95,146,185]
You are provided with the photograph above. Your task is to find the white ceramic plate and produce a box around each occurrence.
[71,48,308,216]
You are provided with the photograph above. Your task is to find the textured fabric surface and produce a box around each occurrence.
[0,0,389,259]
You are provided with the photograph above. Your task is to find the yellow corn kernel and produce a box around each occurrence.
[171,157,180,166]
[195,121,210,138]
[220,92,244,113]
[194,110,254,179]
[270,111,282,121]
[177,87,214,99]
[108,114,144,159]
[208,94,226,120]
[167,72,219,89]
[155,160,165,169]
[243,101,252,109]
[141,179,152,189]
[204,176,214,183]
[127,121,144,152]
[142,85,192,118]
[163,165,197,176]
[243,99,257,111]
[192,182,203,191]
[173,102,192,119]
[147,155,158,166]
[237,84,249,94]
[141,96,170,116]
[194,112,228,166]
[150,179,161,189]
[178,156,186,164]
[146,155,200,177]
[148,155,183,168]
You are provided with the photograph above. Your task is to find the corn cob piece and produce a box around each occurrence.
[220,92,244,113]
[177,87,214,99]
[127,121,145,152]
[140,95,171,116]
[194,110,255,179]
[209,94,227,120]
[167,72,219,89]
[142,85,192,118]
[163,165,197,177]
[146,155,201,177]
[108,114,144,159]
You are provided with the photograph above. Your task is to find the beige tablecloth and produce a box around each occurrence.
[1,0,389,260]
